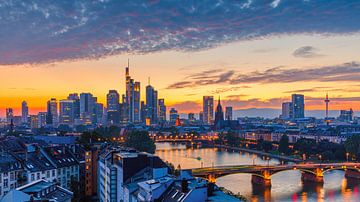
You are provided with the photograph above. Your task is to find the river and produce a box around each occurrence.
[155,142,360,202]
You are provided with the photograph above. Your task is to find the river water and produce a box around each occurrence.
[155,143,360,202]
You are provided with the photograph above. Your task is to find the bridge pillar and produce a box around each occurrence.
[301,169,324,184]
[251,175,271,187]
[345,169,360,180]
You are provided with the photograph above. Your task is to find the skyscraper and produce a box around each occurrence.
[68,93,80,119]
[46,98,58,126]
[59,99,75,125]
[21,101,29,123]
[291,94,305,119]
[281,102,293,119]
[214,97,224,129]
[146,83,158,124]
[158,98,166,123]
[169,108,178,123]
[124,60,141,123]
[80,93,96,125]
[107,90,120,124]
[6,108,14,124]
[203,96,214,125]
[225,106,233,121]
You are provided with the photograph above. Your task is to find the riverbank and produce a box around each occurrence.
[215,144,302,163]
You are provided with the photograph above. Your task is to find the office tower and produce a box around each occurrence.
[140,101,146,123]
[214,97,224,129]
[21,101,29,123]
[225,106,233,121]
[339,109,354,122]
[59,99,75,125]
[80,93,96,125]
[68,93,80,119]
[124,61,141,123]
[291,94,305,119]
[46,98,58,126]
[158,99,166,123]
[106,90,120,124]
[133,82,141,122]
[169,108,178,123]
[281,102,293,119]
[30,115,38,129]
[146,83,158,124]
[37,112,47,128]
[199,111,204,123]
[188,113,195,121]
[96,103,104,125]
[6,108,14,123]
[203,96,214,124]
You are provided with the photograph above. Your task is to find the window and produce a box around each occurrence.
[46,171,50,178]
[52,170,55,177]
[10,172,14,181]
[4,179,8,188]
[31,174,35,181]
[37,173,40,180]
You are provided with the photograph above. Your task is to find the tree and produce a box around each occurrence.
[278,135,289,154]
[294,138,317,156]
[125,130,156,153]
[224,131,241,147]
[345,135,360,160]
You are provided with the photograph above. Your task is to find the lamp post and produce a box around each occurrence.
[346,152,349,162]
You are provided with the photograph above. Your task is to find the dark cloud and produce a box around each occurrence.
[167,61,360,89]
[1,1,360,65]
[293,46,323,58]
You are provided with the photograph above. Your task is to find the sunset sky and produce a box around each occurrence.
[1,0,360,117]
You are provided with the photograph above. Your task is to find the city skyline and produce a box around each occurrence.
[2,1,360,117]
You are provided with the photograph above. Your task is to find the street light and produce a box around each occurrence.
[346,152,349,162]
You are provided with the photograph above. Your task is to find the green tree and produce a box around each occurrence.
[278,135,289,154]
[262,141,273,152]
[294,138,317,156]
[224,131,241,147]
[125,130,156,153]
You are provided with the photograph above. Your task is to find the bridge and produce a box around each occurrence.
[191,162,360,187]
[150,134,215,143]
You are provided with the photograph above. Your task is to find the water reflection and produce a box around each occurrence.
[156,143,360,201]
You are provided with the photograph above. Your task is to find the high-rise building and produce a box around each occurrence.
[46,98,58,126]
[203,96,214,124]
[107,90,120,124]
[6,108,14,123]
[188,113,195,121]
[281,102,293,119]
[140,101,146,123]
[146,84,158,124]
[291,94,305,119]
[124,61,141,123]
[169,108,178,123]
[214,97,224,129]
[225,106,233,121]
[37,112,47,128]
[339,109,354,122]
[199,111,204,123]
[80,93,96,125]
[68,93,80,119]
[158,99,166,123]
[21,101,29,124]
[59,99,75,125]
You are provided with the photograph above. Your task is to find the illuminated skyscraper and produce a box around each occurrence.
[59,99,75,125]
[281,102,293,119]
[21,101,29,123]
[203,96,214,124]
[68,93,80,119]
[107,90,120,124]
[225,106,233,121]
[291,94,305,119]
[146,82,158,124]
[46,98,58,126]
[169,108,178,123]
[124,60,141,123]
[80,93,96,125]
[158,98,166,123]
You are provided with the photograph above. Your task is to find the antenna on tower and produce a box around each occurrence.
[148,77,151,85]
[128,58,130,68]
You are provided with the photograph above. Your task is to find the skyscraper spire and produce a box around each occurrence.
[148,77,151,86]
